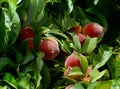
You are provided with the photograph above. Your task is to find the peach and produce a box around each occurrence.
[77,33,86,46]
[82,22,105,38]
[64,66,72,76]
[65,51,81,68]
[38,37,60,60]
[70,25,82,34]
[19,26,34,40]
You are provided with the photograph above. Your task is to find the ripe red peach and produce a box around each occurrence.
[19,26,34,40]
[70,25,82,34]
[38,37,60,60]
[82,22,105,38]
[64,51,81,68]
[77,33,86,46]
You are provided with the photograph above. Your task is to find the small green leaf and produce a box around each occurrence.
[0,0,17,12]
[107,55,116,79]
[72,83,85,89]
[59,39,72,54]
[87,82,99,89]
[114,55,120,78]
[68,66,83,76]
[0,8,8,49]
[21,50,35,65]
[36,52,44,72]
[25,0,46,25]
[93,44,112,69]
[111,79,120,89]
[81,36,97,53]
[34,0,46,23]
[25,0,35,25]
[0,0,20,49]
[70,32,81,52]
[41,64,51,89]
[94,81,112,89]
[48,30,68,39]
[66,0,73,14]
[3,73,17,89]
[0,85,8,89]
[77,54,88,74]
[17,73,35,89]
[90,69,108,82]
[8,11,20,45]
[30,71,42,88]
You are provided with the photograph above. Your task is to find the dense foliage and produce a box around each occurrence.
[0,0,120,89]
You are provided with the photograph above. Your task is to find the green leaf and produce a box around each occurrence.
[3,73,17,89]
[57,14,77,31]
[107,55,116,79]
[41,64,51,89]
[77,54,88,74]
[36,52,44,72]
[66,0,73,14]
[70,33,81,52]
[16,51,24,64]
[81,36,97,53]
[17,73,35,89]
[0,0,20,49]
[94,81,112,89]
[0,8,7,49]
[0,0,17,12]
[48,30,68,39]
[25,0,46,25]
[87,82,99,89]
[25,0,35,26]
[29,71,42,88]
[8,11,20,45]
[17,0,30,10]
[59,39,72,54]
[0,85,8,89]
[111,79,120,89]
[93,44,112,69]
[68,66,84,76]
[33,0,46,23]
[72,83,85,89]
[90,69,108,82]
[0,57,15,72]
[114,55,120,78]
[21,50,35,65]
[72,6,90,26]
[33,73,42,88]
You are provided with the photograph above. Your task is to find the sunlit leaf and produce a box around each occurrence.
[94,81,112,89]
[81,36,97,53]
[72,83,84,89]
[90,69,108,82]
[114,55,120,78]
[3,73,17,89]
[93,44,112,69]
